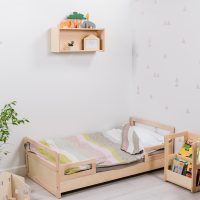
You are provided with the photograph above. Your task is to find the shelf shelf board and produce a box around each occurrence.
[59,28,105,31]
[59,50,104,53]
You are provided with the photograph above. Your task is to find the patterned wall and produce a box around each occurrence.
[131,0,200,131]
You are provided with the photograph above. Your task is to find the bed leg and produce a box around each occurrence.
[56,152,62,199]
[164,135,170,181]
[56,192,61,199]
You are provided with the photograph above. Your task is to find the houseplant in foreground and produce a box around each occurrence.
[0,101,29,159]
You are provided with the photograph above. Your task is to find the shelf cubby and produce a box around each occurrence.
[50,28,105,53]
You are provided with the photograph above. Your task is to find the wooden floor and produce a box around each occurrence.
[27,170,200,200]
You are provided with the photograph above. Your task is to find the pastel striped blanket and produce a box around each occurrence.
[36,131,143,174]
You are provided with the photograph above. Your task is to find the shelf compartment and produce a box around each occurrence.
[50,28,105,53]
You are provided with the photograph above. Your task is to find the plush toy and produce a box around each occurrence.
[81,12,96,29]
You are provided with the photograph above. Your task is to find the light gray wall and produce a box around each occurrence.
[0,0,133,170]
[131,0,200,132]
[3,0,199,172]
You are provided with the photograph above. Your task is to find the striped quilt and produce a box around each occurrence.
[36,130,143,174]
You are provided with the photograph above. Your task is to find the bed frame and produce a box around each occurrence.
[24,117,175,198]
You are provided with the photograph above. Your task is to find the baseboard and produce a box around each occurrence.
[0,165,27,176]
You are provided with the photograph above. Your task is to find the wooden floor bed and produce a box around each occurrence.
[24,117,175,198]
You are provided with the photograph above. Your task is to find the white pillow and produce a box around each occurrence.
[103,128,122,144]
[133,126,164,148]
[104,125,164,155]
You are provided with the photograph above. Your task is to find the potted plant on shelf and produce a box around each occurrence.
[0,101,29,159]
[68,41,75,51]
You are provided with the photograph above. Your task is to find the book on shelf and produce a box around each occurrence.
[178,139,193,158]
[171,157,188,175]
[196,170,200,186]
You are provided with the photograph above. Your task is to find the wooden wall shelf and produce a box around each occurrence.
[50,28,105,53]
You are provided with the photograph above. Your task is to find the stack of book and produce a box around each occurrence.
[171,139,200,186]
[171,157,192,178]
[171,139,193,178]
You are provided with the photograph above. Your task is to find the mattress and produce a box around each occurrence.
[26,129,164,175]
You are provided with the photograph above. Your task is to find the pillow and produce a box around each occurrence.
[121,124,164,155]
[135,123,169,136]
[121,124,143,155]
[103,128,122,144]
[133,126,164,147]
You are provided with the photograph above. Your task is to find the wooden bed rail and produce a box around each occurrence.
[24,137,60,167]
[24,137,97,197]
[24,137,58,156]
[60,159,96,181]
[129,116,175,133]
[24,137,98,168]
[24,137,97,176]
[130,117,175,164]
[144,144,164,153]
[60,159,96,170]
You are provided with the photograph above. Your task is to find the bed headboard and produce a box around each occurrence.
[129,116,175,133]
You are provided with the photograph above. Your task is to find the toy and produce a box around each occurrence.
[62,41,75,51]
[83,34,100,51]
[59,12,96,29]
[81,12,96,29]
[67,12,86,28]
[60,20,72,29]
[68,41,74,47]
[67,41,75,50]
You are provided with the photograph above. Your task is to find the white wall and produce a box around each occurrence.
[4,0,200,173]
[131,0,200,132]
[0,0,133,171]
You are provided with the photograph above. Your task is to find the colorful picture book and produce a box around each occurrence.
[171,139,200,185]
[178,139,193,158]
[196,170,200,186]
[171,157,191,177]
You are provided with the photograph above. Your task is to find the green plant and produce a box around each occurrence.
[68,41,74,47]
[0,101,29,157]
